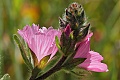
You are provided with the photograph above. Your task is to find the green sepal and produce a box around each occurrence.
[13,34,33,70]
[30,67,42,80]
[29,48,38,67]
[62,58,86,71]
[55,36,65,55]
[60,32,75,56]
[76,9,86,26]
[70,31,74,39]
[59,17,66,28]
[77,24,90,42]
[36,52,62,78]
[0,74,10,80]
[37,55,50,69]
[55,36,61,49]
[30,55,50,79]
[60,32,65,47]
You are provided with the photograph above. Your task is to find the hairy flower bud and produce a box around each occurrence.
[59,2,89,42]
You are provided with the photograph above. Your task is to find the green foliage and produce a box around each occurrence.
[0,74,10,80]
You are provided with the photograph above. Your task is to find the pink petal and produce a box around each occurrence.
[84,32,93,41]
[78,51,108,72]
[31,24,40,34]
[74,32,93,58]
[18,24,61,62]
[74,40,90,58]
[74,39,90,58]
[18,25,33,44]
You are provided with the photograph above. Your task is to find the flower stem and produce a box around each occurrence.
[33,56,67,80]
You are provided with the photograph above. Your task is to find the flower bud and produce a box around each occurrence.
[64,24,71,38]
[59,2,89,42]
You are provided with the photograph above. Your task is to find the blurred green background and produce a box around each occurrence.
[0,0,120,80]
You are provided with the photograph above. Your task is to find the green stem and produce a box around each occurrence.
[30,56,67,80]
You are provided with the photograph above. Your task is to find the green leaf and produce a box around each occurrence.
[69,67,91,79]
[36,52,62,78]
[0,74,10,80]
[62,58,86,70]
[55,36,60,49]
[63,67,91,80]
[13,34,33,70]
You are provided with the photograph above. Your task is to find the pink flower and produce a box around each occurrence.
[18,24,61,62]
[74,33,108,72]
